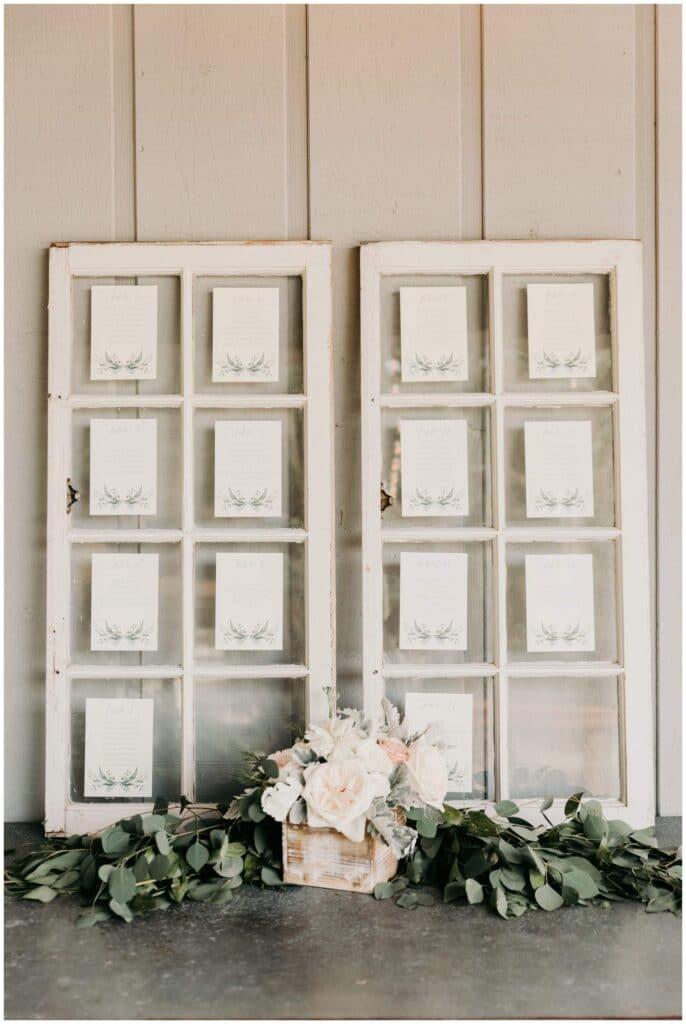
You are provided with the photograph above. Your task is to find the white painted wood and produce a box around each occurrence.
[308,5,483,710]
[46,241,334,834]
[361,240,654,826]
[5,5,120,823]
[656,4,682,816]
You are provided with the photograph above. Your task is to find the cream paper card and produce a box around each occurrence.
[84,698,154,798]
[90,553,159,651]
[90,285,157,380]
[215,552,283,650]
[401,419,469,517]
[212,287,279,382]
[405,692,473,791]
[525,553,595,652]
[399,551,468,650]
[89,419,157,516]
[524,420,594,518]
[214,420,282,517]
[527,282,596,378]
[400,287,469,382]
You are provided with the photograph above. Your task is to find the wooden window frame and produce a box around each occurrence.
[46,241,335,834]
[360,240,653,826]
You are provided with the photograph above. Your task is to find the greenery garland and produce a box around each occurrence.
[4,758,682,926]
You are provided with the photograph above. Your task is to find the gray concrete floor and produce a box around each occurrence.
[5,820,682,1020]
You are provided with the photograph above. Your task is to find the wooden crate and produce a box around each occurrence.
[282,822,398,893]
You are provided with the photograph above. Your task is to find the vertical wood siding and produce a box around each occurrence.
[4,4,680,819]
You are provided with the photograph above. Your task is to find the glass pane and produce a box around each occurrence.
[71,276,181,395]
[70,543,182,665]
[383,675,495,799]
[508,676,621,799]
[194,542,306,666]
[194,408,304,529]
[380,274,490,394]
[381,406,493,527]
[70,407,182,529]
[504,405,616,527]
[195,677,305,801]
[382,542,496,666]
[506,541,619,663]
[502,273,612,392]
[69,678,182,802]
[193,276,303,394]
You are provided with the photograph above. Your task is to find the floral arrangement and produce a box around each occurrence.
[5,699,682,926]
[240,699,451,859]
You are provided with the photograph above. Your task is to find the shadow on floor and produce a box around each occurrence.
[4,820,682,1020]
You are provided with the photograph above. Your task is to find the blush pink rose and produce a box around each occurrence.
[379,737,409,764]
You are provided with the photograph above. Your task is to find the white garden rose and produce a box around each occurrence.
[260,776,302,822]
[268,747,305,780]
[405,741,449,810]
[303,760,389,842]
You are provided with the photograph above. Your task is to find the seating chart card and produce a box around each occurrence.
[524,420,594,518]
[212,287,279,382]
[400,287,469,382]
[214,420,282,518]
[525,552,595,652]
[399,551,468,650]
[89,419,157,516]
[84,698,154,798]
[405,691,473,792]
[90,553,159,651]
[90,285,157,380]
[400,419,469,517]
[215,552,283,650]
[527,283,596,379]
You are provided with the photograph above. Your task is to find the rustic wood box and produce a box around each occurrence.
[282,822,398,893]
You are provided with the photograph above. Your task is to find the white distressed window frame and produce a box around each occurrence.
[360,240,653,826]
[46,242,335,835]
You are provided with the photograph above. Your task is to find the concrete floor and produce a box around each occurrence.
[5,820,682,1020]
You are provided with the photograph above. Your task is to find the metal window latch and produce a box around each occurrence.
[66,478,80,514]
[380,484,392,513]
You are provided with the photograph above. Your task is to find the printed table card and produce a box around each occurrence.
[84,698,154,798]
[89,419,157,516]
[524,420,594,518]
[215,552,283,650]
[400,287,469,382]
[90,553,159,651]
[399,551,468,650]
[525,553,595,652]
[401,419,469,517]
[405,691,473,792]
[527,282,596,378]
[214,420,282,517]
[212,287,279,382]
[90,285,157,380]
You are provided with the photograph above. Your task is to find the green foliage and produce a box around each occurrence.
[5,794,681,925]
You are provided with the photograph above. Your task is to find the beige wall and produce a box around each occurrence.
[5,4,681,820]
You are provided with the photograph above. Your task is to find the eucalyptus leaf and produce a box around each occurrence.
[465,878,484,904]
[154,830,170,856]
[535,884,564,912]
[396,891,419,910]
[109,898,134,922]
[374,881,395,900]
[108,865,137,905]
[443,880,464,903]
[186,841,209,872]
[77,908,111,928]
[100,827,129,855]
[97,864,115,884]
[23,885,57,903]
[260,866,282,887]
[495,800,519,818]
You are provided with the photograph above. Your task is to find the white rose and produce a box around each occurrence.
[268,748,305,780]
[260,776,302,822]
[303,760,389,842]
[352,737,395,778]
[406,741,449,810]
